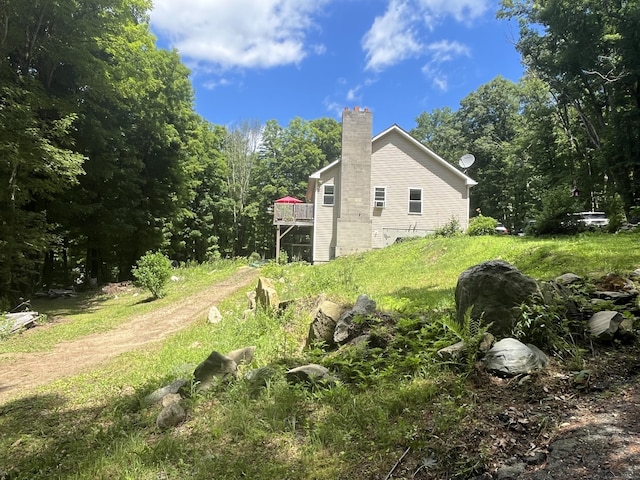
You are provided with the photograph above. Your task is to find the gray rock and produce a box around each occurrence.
[246,290,256,309]
[307,300,344,348]
[555,273,582,285]
[334,294,376,344]
[193,351,237,387]
[455,260,539,336]
[207,306,222,324]
[351,294,377,315]
[161,393,182,407]
[436,334,497,361]
[588,311,624,338]
[286,364,336,385]
[484,338,548,377]
[156,402,186,430]
[437,341,465,360]
[255,277,279,310]
[495,461,526,479]
[244,366,277,392]
[591,290,638,305]
[145,379,188,405]
[225,346,256,366]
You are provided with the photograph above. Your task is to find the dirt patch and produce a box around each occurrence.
[469,345,640,479]
[0,267,258,404]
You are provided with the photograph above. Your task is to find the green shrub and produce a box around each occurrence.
[131,251,173,298]
[531,186,583,235]
[277,250,289,265]
[466,215,498,236]
[434,216,462,237]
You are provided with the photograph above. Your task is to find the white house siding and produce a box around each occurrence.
[370,131,469,248]
[312,165,340,262]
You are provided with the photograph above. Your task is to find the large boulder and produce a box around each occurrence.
[256,277,280,311]
[306,300,345,348]
[455,260,539,336]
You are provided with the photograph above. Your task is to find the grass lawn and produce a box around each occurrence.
[0,232,638,479]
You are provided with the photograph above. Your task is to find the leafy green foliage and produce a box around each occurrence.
[131,251,172,298]
[2,236,640,479]
[439,307,490,374]
[499,0,640,217]
[467,215,498,236]
[434,216,462,237]
[530,187,583,235]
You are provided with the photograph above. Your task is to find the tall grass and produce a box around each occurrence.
[1,232,639,479]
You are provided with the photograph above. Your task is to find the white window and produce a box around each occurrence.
[374,186,386,208]
[323,184,335,206]
[409,188,422,214]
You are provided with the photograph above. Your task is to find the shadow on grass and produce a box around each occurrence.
[133,295,157,305]
[30,290,120,317]
[0,374,326,479]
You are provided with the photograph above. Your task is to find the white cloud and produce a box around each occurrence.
[346,85,362,102]
[426,40,470,63]
[417,0,490,24]
[421,40,470,91]
[150,0,328,71]
[362,0,489,71]
[362,0,423,72]
[202,78,232,90]
[323,98,344,119]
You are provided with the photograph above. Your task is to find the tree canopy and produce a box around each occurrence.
[2,0,639,306]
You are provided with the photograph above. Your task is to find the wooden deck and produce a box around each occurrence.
[273,203,314,225]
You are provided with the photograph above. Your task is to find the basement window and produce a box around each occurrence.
[323,184,335,206]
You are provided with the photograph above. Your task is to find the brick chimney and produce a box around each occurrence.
[335,107,373,257]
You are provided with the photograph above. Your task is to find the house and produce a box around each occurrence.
[273,107,477,263]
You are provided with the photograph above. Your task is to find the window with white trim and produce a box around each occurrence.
[374,186,386,208]
[323,184,335,206]
[409,188,422,214]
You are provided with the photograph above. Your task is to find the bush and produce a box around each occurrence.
[531,186,583,235]
[131,251,173,299]
[467,215,498,236]
[434,216,462,237]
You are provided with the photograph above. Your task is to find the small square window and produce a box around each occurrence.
[323,185,335,206]
[409,188,422,214]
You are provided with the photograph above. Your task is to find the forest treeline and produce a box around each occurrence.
[1,0,639,305]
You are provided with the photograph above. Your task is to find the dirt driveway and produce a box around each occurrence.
[0,266,259,404]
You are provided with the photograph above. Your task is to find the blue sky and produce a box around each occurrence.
[149,0,524,135]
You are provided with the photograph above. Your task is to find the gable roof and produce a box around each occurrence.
[373,124,477,187]
[309,158,340,179]
[308,125,477,187]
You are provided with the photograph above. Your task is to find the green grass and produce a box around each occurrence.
[1,232,639,479]
[0,259,245,354]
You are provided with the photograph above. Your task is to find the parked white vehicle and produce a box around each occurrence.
[577,211,609,227]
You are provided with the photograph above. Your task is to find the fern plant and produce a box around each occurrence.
[439,307,489,374]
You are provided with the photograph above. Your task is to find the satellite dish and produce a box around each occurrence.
[459,154,475,169]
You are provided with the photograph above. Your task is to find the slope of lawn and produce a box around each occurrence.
[0,232,638,480]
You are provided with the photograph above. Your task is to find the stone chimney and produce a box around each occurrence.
[335,107,373,257]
